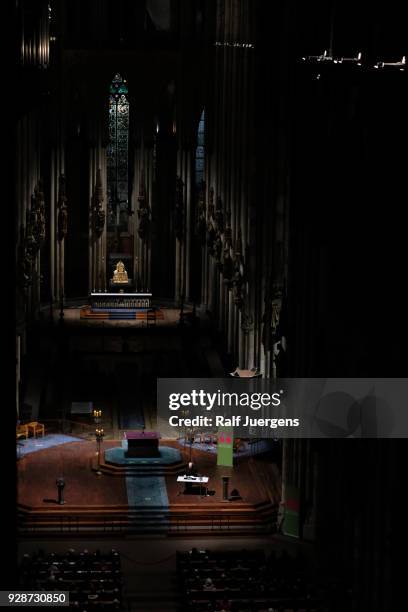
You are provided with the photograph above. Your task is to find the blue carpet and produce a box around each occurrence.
[105,444,181,465]
[125,475,170,532]
[17,434,81,456]
[125,476,169,507]
[92,308,140,313]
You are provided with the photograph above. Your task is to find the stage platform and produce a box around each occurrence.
[17,440,280,535]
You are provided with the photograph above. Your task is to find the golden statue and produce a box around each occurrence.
[112,260,129,284]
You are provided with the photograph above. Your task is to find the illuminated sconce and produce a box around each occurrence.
[95,427,105,475]
[95,427,104,440]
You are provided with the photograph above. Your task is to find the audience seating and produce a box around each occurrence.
[19,548,123,610]
[177,548,337,612]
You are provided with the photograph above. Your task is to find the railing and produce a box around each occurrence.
[39,418,96,439]
[18,512,278,535]
[168,511,278,533]
[18,499,279,536]
[18,514,127,535]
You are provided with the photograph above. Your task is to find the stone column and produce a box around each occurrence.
[132,142,140,290]
[16,336,21,419]
[175,150,185,302]
[146,146,153,292]
[49,148,56,307]
[278,438,288,528]
[100,146,108,291]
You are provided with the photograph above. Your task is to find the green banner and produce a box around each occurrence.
[282,484,300,538]
[216,427,234,467]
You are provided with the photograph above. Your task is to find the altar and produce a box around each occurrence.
[124,431,161,458]
[82,259,154,319]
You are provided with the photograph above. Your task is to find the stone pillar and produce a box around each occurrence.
[100,146,108,291]
[132,143,140,290]
[50,148,56,305]
[146,146,153,292]
[302,444,318,541]
[16,336,21,419]
[91,165,106,291]
[278,438,288,529]
[89,147,96,292]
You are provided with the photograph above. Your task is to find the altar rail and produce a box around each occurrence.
[90,292,152,309]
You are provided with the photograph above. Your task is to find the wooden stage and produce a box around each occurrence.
[17,440,280,535]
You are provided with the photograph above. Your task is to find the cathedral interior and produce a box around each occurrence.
[10,0,406,610]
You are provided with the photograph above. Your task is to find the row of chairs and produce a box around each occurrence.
[20,550,123,611]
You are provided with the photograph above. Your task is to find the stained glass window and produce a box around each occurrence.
[107,73,129,230]
[195,109,205,186]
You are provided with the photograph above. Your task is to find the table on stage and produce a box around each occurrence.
[124,431,161,457]
[177,475,209,496]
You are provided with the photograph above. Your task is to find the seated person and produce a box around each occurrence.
[203,577,216,591]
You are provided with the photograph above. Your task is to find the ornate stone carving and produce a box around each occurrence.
[92,169,105,238]
[223,208,232,248]
[195,180,207,245]
[57,175,68,242]
[215,196,224,234]
[33,181,46,247]
[214,233,223,269]
[262,284,283,353]
[18,179,46,289]
[206,187,216,252]
[206,192,225,267]
[137,168,150,240]
[212,196,224,269]
[241,306,254,334]
[18,224,34,288]
[271,291,283,335]
[174,176,184,242]
[222,209,234,284]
